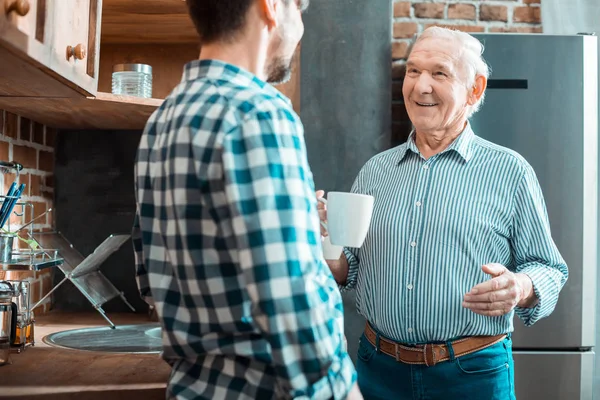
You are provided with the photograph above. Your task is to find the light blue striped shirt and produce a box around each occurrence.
[342,123,568,344]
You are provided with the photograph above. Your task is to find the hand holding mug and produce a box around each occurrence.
[315,190,374,248]
[316,190,328,237]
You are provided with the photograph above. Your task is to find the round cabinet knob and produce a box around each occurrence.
[66,44,86,61]
[5,0,30,16]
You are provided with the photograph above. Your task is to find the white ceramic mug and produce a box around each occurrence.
[321,234,343,260]
[318,192,374,248]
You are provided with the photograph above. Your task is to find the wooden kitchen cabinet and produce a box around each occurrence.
[0,0,300,130]
[0,0,101,97]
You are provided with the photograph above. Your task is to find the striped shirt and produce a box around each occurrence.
[132,60,355,399]
[343,123,568,344]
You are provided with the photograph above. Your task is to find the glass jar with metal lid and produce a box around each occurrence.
[111,63,153,99]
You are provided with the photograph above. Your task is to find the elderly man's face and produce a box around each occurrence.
[403,37,471,135]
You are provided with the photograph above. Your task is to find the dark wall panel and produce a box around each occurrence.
[300,0,392,362]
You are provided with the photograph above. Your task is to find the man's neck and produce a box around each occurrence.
[199,34,268,81]
[414,120,467,160]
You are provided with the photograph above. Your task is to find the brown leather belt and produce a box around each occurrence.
[364,323,506,367]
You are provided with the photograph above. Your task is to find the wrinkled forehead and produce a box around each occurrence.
[407,37,468,76]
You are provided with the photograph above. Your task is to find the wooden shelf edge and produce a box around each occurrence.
[0,94,164,131]
[93,92,164,107]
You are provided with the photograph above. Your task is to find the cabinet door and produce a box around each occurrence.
[3,0,40,39]
[47,0,101,96]
[0,0,101,97]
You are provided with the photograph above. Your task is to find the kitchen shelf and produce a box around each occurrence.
[101,0,199,44]
[0,93,163,130]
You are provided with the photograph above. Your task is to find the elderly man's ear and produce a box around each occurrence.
[468,75,487,105]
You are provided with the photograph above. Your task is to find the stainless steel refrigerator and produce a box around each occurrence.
[471,33,598,400]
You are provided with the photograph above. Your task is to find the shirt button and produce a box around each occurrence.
[408,328,413,333]
[407,284,413,290]
[410,241,417,247]
[415,201,422,207]
[423,165,429,170]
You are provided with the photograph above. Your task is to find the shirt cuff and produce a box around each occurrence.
[514,265,562,326]
[290,350,357,400]
[338,248,360,291]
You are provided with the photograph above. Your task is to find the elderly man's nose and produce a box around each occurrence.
[415,74,433,93]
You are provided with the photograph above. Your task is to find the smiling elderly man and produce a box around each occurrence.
[318,26,568,400]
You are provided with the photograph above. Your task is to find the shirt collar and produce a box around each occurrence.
[181,59,290,104]
[396,122,475,164]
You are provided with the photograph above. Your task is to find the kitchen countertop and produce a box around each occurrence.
[0,311,170,400]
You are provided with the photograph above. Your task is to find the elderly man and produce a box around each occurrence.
[318,27,568,400]
[133,0,362,399]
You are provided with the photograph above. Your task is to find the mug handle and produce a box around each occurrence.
[317,197,328,232]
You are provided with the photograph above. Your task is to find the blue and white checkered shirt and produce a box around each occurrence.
[133,60,356,400]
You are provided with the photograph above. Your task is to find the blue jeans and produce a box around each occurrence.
[356,333,516,400]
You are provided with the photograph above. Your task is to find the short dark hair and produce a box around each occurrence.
[186,0,253,43]
[186,0,308,44]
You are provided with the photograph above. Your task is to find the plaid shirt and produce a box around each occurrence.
[132,60,356,400]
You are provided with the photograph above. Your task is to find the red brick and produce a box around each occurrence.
[19,173,29,194]
[27,201,47,221]
[425,23,485,33]
[394,22,418,39]
[4,271,33,281]
[41,301,52,314]
[5,113,18,139]
[392,103,409,122]
[394,1,411,17]
[392,41,409,60]
[448,4,476,20]
[29,174,41,196]
[414,3,445,19]
[45,128,57,147]
[18,236,30,249]
[8,210,21,229]
[33,122,44,145]
[30,280,41,304]
[40,269,53,296]
[392,121,412,146]
[480,5,508,22]
[45,174,54,189]
[490,26,542,33]
[3,179,12,198]
[38,150,53,172]
[392,63,406,79]
[13,144,36,169]
[46,202,54,227]
[0,141,8,162]
[0,111,4,135]
[514,6,541,23]
[392,82,404,101]
[20,117,31,141]
[41,188,52,201]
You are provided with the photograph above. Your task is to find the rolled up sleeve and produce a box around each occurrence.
[511,165,568,326]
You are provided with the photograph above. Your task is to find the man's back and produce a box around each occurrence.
[133,60,356,399]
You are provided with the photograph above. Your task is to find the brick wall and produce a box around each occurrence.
[391,0,542,144]
[0,110,55,313]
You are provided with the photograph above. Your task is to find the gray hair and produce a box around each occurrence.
[408,27,491,118]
